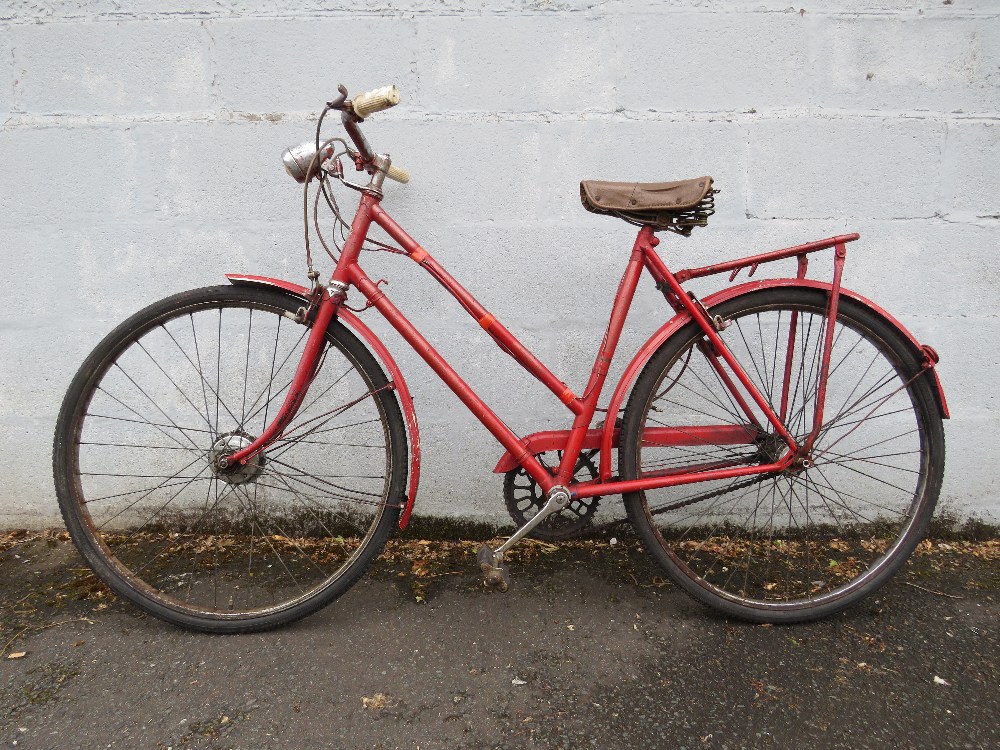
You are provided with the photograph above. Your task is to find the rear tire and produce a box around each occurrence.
[53,285,407,632]
[620,287,945,623]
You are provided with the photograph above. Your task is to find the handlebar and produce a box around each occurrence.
[280,83,408,187]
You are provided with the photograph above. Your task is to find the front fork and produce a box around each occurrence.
[222,285,343,469]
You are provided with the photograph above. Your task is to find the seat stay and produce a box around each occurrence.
[642,247,800,452]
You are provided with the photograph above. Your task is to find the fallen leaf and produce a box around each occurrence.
[362,693,391,709]
[933,676,950,686]
[512,678,527,686]
[7,652,26,660]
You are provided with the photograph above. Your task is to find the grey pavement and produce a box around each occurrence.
[1,533,997,750]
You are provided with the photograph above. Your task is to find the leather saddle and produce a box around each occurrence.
[580,177,716,235]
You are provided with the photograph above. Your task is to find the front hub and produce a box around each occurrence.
[209,431,265,485]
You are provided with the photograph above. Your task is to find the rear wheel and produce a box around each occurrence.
[53,285,407,632]
[620,287,945,623]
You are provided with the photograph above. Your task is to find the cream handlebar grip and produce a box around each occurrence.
[351,85,401,118]
[385,163,410,184]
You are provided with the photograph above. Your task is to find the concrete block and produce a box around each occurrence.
[131,120,305,224]
[633,1,1000,13]
[937,415,1000,522]
[1,0,603,23]
[226,0,600,14]
[0,326,96,433]
[844,220,1000,319]
[614,12,821,112]
[0,120,310,226]
[346,118,549,227]
[0,30,12,117]
[66,221,310,322]
[210,17,419,113]
[1,2,212,23]
[373,118,735,229]
[0,223,100,328]
[0,417,61,525]
[916,315,999,418]
[821,16,1000,113]
[415,16,618,113]
[13,21,213,114]
[355,117,747,234]
[940,121,1000,221]
[747,117,944,219]
[0,217,306,331]
[928,317,1000,520]
[0,126,141,226]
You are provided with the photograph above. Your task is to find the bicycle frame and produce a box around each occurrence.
[227,187,914,517]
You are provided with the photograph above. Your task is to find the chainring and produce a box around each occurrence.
[502,450,601,541]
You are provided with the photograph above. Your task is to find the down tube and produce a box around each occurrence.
[346,266,554,492]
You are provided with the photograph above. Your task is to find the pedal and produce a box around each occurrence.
[477,544,510,592]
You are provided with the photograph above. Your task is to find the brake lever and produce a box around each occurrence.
[326,84,349,111]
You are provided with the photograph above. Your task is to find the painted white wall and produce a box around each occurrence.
[1,1,997,526]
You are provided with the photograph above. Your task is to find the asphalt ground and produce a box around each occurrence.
[1,529,997,750]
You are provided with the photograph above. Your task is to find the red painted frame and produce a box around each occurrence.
[226,187,896,512]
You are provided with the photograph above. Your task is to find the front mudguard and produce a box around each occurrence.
[226,274,420,528]
[594,278,949,481]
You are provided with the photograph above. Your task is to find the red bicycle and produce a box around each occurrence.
[53,85,948,632]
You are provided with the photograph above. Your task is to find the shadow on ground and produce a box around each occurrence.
[1,527,997,750]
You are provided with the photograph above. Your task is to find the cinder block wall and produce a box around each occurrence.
[1,1,997,526]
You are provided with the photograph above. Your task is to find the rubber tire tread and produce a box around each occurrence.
[619,287,945,624]
[53,285,408,633]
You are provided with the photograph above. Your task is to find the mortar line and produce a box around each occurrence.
[3,108,999,131]
[2,10,999,26]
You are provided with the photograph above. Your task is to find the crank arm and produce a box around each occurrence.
[479,485,571,591]
[492,486,571,559]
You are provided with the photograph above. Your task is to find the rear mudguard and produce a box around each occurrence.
[491,278,949,482]
[226,274,420,528]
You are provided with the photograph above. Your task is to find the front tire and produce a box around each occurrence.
[53,285,407,633]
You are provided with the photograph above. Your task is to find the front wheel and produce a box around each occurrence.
[620,287,945,623]
[53,285,408,633]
